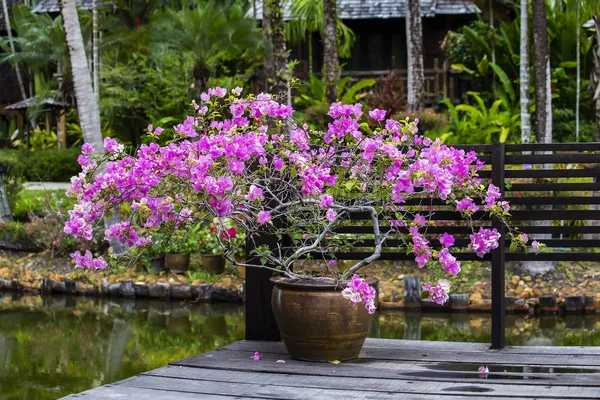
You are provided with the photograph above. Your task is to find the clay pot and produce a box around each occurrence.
[201,254,225,274]
[270,275,376,362]
[147,256,165,275]
[165,253,190,274]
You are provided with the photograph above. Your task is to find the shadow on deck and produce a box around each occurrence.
[63,338,600,399]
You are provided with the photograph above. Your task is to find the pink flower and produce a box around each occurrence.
[422,280,450,305]
[478,366,489,378]
[320,194,334,209]
[413,214,426,227]
[519,233,528,243]
[250,352,262,360]
[257,211,271,224]
[469,227,501,257]
[368,108,386,121]
[439,233,455,248]
[532,240,541,253]
[326,208,337,222]
[342,274,377,314]
[232,87,243,96]
[153,127,164,136]
[200,92,210,102]
[81,143,94,154]
[246,185,264,202]
[103,137,122,154]
[273,157,284,171]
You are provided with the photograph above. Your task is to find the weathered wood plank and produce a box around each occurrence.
[61,385,248,399]
[145,364,600,388]
[178,346,600,369]
[119,374,600,399]
[223,339,600,357]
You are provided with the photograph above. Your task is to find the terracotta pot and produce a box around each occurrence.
[147,256,165,275]
[166,253,190,274]
[270,275,377,362]
[201,254,225,274]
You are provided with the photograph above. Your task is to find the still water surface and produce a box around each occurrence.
[1,293,600,399]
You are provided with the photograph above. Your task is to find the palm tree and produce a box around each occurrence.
[262,0,287,95]
[61,0,124,254]
[151,3,260,93]
[406,0,424,112]
[322,0,338,103]
[287,0,354,76]
[520,0,531,144]
[1,0,27,102]
[532,0,551,144]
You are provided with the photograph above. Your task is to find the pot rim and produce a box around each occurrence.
[270,275,378,291]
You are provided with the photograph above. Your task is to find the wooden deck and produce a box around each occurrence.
[63,339,600,399]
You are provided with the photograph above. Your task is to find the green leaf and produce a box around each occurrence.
[330,360,341,365]
[559,61,578,68]
[489,62,515,103]
[499,127,509,143]
[450,63,476,75]
[476,55,489,77]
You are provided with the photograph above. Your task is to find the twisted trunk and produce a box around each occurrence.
[323,0,338,103]
[262,0,287,96]
[520,0,531,144]
[406,0,424,112]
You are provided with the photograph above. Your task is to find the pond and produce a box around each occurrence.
[1,293,600,400]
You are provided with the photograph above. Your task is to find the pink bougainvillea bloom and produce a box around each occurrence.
[531,240,540,253]
[250,352,262,360]
[81,143,94,154]
[326,208,337,222]
[257,211,271,224]
[232,87,243,96]
[200,92,210,102]
[413,214,426,227]
[519,233,528,244]
[342,274,377,314]
[422,280,450,305]
[246,185,264,202]
[439,233,455,248]
[320,194,334,209]
[153,127,163,136]
[368,108,386,121]
[478,366,489,378]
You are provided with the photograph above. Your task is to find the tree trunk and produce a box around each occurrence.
[586,15,600,243]
[262,0,287,96]
[406,0,425,112]
[2,0,27,102]
[92,0,99,104]
[323,0,339,103]
[532,0,551,144]
[60,0,124,254]
[575,0,580,142]
[60,0,103,151]
[520,0,531,144]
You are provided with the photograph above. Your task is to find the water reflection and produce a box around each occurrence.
[2,294,600,400]
[0,293,244,400]
[371,311,600,346]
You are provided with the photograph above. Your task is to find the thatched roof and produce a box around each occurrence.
[6,97,67,110]
[250,0,480,21]
[32,0,94,13]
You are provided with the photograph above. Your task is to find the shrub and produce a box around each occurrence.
[0,148,81,182]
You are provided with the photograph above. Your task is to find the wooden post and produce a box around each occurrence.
[491,143,506,350]
[245,234,281,341]
[60,111,67,149]
[443,61,448,99]
[433,58,440,96]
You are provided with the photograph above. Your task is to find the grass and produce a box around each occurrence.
[13,189,71,220]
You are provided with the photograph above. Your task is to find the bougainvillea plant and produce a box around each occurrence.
[64,87,537,314]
